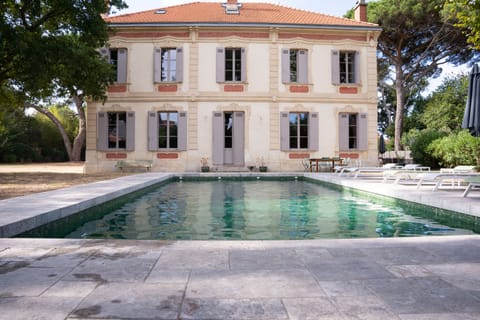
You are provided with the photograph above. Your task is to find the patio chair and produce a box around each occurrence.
[463,176,480,197]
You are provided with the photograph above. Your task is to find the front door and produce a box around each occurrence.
[212,111,244,166]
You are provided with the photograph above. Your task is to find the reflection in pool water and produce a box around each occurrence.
[22,180,478,240]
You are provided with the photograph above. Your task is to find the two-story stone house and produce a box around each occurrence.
[85,0,381,172]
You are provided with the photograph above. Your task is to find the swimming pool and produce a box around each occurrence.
[21,178,478,240]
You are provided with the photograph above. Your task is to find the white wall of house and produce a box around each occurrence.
[85,26,380,173]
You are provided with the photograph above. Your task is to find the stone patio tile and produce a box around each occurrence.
[331,295,400,320]
[154,249,229,270]
[306,258,395,281]
[294,248,336,264]
[229,249,305,270]
[366,277,480,314]
[0,266,70,297]
[145,269,190,284]
[399,313,480,320]
[358,247,441,265]
[385,265,434,278]
[319,280,375,297]
[187,269,326,299]
[418,243,480,262]
[282,297,344,320]
[41,280,98,298]
[71,282,183,320]
[64,250,160,283]
[181,298,288,320]
[0,297,81,320]
[0,247,54,261]
[30,246,95,268]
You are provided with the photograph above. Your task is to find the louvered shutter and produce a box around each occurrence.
[233,112,244,165]
[148,112,158,151]
[281,49,290,83]
[298,50,308,84]
[240,48,246,82]
[358,113,368,150]
[216,48,225,83]
[212,112,224,165]
[354,51,361,84]
[331,50,340,85]
[176,47,183,83]
[117,48,128,83]
[308,112,319,151]
[280,112,290,151]
[97,112,108,151]
[126,111,135,151]
[153,48,162,83]
[178,111,187,151]
[338,113,349,151]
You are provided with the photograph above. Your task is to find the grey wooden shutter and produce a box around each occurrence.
[298,50,308,84]
[216,48,225,83]
[178,111,187,151]
[126,111,135,151]
[280,112,290,151]
[308,112,319,151]
[148,111,158,151]
[281,49,290,83]
[240,48,246,82]
[212,112,224,165]
[331,50,340,85]
[117,48,128,83]
[338,113,349,151]
[97,112,108,151]
[358,113,368,150]
[354,51,360,84]
[176,47,183,83]
[233,112,244,165]
[153,48,162,83]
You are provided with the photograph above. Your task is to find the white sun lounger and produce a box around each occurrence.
[416,172,480,191]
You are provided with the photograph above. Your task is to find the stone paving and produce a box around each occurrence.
[0,237,479,319]
[0,171,480,319]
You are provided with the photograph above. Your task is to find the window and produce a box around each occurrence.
[332,50,360,85]
[280,112,318,151]
[340,52,356,84]
[281,49,308,84]
[158,112,178,149]
[100,48,127,83]
[289,112,309,149]
[154,47,183,82]
[216,47,246,82]
[339,113,368,151]
[225,49,242,82]
[108,112,127,149]
[148,111,187,151]
[97,111,135,151]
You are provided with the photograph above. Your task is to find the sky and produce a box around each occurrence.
[115,0,359,17]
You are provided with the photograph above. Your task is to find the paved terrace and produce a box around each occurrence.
[0,171,479,319]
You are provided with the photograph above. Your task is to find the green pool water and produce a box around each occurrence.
[22,179,478,240]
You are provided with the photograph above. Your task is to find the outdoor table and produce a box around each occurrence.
[309,157,343,172]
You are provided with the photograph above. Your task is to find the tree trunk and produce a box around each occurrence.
[27,103,74,160]
[394,63,405,152]
[71,95,86,161]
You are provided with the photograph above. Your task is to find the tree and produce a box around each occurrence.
[0,0,127,161]
[367,0,476,151]
[446,0,480,49]
[421,73,469,132]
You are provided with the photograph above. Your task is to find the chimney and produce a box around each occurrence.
[354,0,367,22]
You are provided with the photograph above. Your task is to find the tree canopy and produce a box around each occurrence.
[0,0,127,161]
[367,0,477,151]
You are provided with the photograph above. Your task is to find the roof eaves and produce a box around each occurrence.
[108,22,382,32]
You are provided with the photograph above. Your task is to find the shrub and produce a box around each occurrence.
[402,129,447,168]
[429,130,480,167]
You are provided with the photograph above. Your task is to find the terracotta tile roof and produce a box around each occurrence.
[106,2,378,28]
